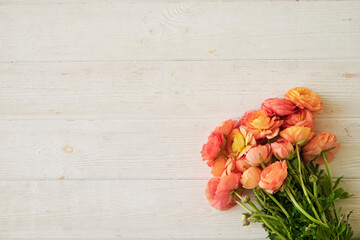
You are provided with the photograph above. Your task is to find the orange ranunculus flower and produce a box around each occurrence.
[235,156,251,173]
[245,144,272,166]
[259,161,288,194]
[211,155,227,177]
[261,98,297,117]
[241,166,262,189]
[271,139,294,160]
[285,87,323,113]
[302,132,341,164]
[201,131,225,162]
[215,119,238,136]
[226,127,256,159]
[283,109,315,131]
[280,126,314,146]
[205,173,242,211]
[240,110,283,140]
[211,156,237,177]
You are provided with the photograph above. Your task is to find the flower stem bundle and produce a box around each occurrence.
[201,87,353,240]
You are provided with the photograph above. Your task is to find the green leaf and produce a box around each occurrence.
[333,176,343,190]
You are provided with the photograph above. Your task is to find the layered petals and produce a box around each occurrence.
[271,139,294,160]
[259,161,288,194]
[280,126,314,146]
[235,156,251,173]
[240,110,283,139]
[241,166,262,189]
[283,109,315,131]
[285,87,323,113]
[226,127,256,159]
[302,132,341,164]
[201,131,225,162]
[261,98,297,116]
[215,119,238,136]
[205,173,242,211]
[246,144,272,166]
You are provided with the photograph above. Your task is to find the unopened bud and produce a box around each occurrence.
[242,213,250,220]
[242,195,250,204]
[305,226,311,232]
[243,219,250,226]
[309,175,318,183]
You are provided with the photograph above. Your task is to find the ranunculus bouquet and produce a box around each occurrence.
[201,87,353,240]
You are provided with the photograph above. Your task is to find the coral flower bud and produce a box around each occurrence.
[241,166,262,189]
[280,126,314,146]
[259,161,288,194]
[235,157,251,172]
[285,87,323,113]
[283,109,315,131]
[302,132,341,164]
[261,98,297,116]
[245,144,272,166]
[271,139,294,160]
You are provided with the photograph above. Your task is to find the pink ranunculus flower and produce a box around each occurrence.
[215,119,238,137]
[235,156,251,173]
[240,110,283,140]
[283,109,315,131]
[280,126,314,146]
[205,173,242,211]
[302,132,341,164]
[259,161,288,194]
[261,98,297,117]
[245,144,272,166]
[271,139,294,160]
[285,87,323,113]
[201,131,225,162]
[241,166,262,189]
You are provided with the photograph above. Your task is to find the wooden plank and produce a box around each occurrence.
[0,61,359,119]
[0,118,357,180]
[0,179,358,239]
[0,1,359,61]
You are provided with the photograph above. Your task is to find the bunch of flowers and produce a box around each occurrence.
[201,87,353,240]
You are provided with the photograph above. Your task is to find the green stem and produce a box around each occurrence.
[235,200,253,214]
[313,180,328,224]
[296,144,322,223]
[253,189,278,217]
[260,162,266,169]
[285,187,328,228]
[264,190,290,219]
[234,192,288,240]
[253,189,265,208]
[322,152,338,220]
[286,158,314,198]
[249,213,279,221]
[261,217,288,240]
[322,152,333,191]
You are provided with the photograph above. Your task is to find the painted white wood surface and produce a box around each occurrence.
[0,0,359,239]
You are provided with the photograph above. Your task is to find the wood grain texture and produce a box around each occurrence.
[0,118,358,180]
[1,1,360,61]
[0,179,358,239]
[0,61,359,119]
[0,0,359,239]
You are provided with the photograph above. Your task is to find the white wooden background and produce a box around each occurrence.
[1,0,360,239]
